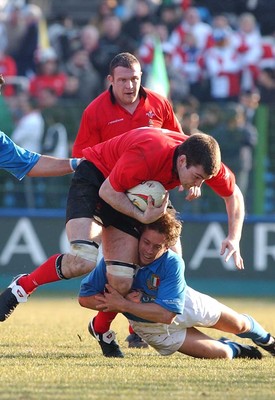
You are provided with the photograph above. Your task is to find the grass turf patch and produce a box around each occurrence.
[0,296,274,400]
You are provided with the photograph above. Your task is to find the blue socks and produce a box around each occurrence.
[219,338,240,358]
[236,314,270,344]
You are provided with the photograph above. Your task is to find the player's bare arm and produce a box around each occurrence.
[27,155,83,177]
[99,178,169,223]
[95,284,176,324]
[221,184,245,270]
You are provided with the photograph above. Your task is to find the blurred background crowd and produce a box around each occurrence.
[0,0,275,215]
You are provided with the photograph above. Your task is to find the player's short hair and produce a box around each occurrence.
[109,52,140,76]
[178,133,221,176]
[140,209,182,248]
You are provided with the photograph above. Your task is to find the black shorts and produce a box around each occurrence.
[66,161,141,239]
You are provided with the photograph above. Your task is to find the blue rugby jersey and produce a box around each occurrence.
[0,131,40,180]
[79,249,186,323]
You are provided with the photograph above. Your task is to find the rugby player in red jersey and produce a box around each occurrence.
[70,53,244,349]
[0,128,244,326]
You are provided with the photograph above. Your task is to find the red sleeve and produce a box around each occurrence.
[205,162,235,197]
[161,99,183,133]
[72,105,102,157]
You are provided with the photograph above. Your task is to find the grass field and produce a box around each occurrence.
[0,295,274,400]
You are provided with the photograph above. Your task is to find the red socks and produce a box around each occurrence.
[93,312,137,335]
[18,254,63,295]
[93,311,118,334]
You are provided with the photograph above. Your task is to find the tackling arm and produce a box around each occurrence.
[95,284,176,325]
[79,290,175,324]
[27,155,82,177]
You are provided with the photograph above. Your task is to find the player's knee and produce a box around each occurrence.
[70,240,99,263]
[106,260,137,295]
[78,296,88,308]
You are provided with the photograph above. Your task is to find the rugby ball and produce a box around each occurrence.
[126,181,166,211]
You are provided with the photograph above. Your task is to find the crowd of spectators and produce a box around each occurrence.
[1,0,275,105]
[1,0,275,210]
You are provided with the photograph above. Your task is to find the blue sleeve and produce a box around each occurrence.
[0,131,41,180]
[79,258,108,297]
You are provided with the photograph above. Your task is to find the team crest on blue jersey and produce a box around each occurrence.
[147,274,160,290]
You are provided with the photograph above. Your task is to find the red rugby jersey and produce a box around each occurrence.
[82,127,235,197]
[72,86,183,157]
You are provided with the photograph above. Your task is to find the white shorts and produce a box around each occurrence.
[129,286,222,356]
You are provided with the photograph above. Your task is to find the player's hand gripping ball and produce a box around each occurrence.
[126,181,166,211]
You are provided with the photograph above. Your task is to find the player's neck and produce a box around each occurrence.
[121,97,140,114]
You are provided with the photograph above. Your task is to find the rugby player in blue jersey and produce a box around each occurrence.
[79,209,274,360]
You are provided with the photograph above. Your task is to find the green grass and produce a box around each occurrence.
[0,296,274,400]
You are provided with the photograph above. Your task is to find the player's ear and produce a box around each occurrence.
[178,154,187,167]
[107,74,113,84]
